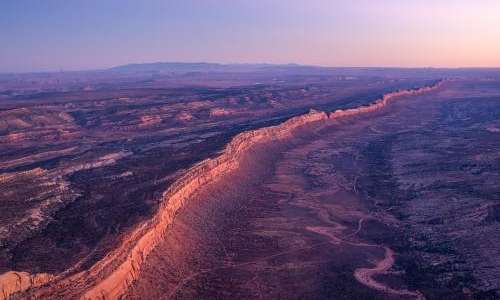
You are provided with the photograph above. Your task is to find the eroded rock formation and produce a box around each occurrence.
[0,81,443,300]
[0,272,53,300]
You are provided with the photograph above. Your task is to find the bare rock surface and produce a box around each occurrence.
[1,67,499,299]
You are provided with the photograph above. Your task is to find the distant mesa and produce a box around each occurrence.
[108,62,322,74]
[106,62,500,78]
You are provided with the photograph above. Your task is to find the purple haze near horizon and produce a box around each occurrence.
[1,0,500,72]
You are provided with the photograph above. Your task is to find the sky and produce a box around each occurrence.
[1,0,500,72]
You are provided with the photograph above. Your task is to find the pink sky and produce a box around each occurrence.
[1,0,499,72]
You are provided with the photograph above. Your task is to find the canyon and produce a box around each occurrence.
[1,66,499,299]
[82,82,443,300]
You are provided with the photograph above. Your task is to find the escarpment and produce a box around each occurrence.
[0,272,54,300]
[81,80,444,300]
[81,110,330,300]
[2,80,444,300]
[329,80,444,118]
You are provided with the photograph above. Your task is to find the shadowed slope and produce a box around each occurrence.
[3,81,445,299]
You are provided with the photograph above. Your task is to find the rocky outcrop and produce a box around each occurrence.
[329,80,444,118]
[0,272,54,300]
[2,80,444,299]
[81,110,330,300]
[82,81,443,300]
[0,151,130,255]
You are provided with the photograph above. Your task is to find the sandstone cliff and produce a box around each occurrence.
[0,272,53,300]
[81,109,330,300]
[329,80,444,118]
[81,80,443,300]
[0,80,443,300]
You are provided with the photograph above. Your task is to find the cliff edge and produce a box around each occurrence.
[0,80,444,300]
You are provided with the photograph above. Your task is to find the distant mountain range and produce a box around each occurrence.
[108,62,326,73]
[107,62,500,78]
[3,62,499,77]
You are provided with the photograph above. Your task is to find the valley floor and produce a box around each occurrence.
[125,80,500,299]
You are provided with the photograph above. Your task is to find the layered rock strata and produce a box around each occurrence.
[0,80,443,300]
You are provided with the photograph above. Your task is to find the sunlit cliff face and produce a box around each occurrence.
[80,82,444,300]
[0,81,442,300]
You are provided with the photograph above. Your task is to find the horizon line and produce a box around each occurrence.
[2,61,500,75]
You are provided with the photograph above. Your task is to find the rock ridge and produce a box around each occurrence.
[1,80,443,300]
[81,79,444,300]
